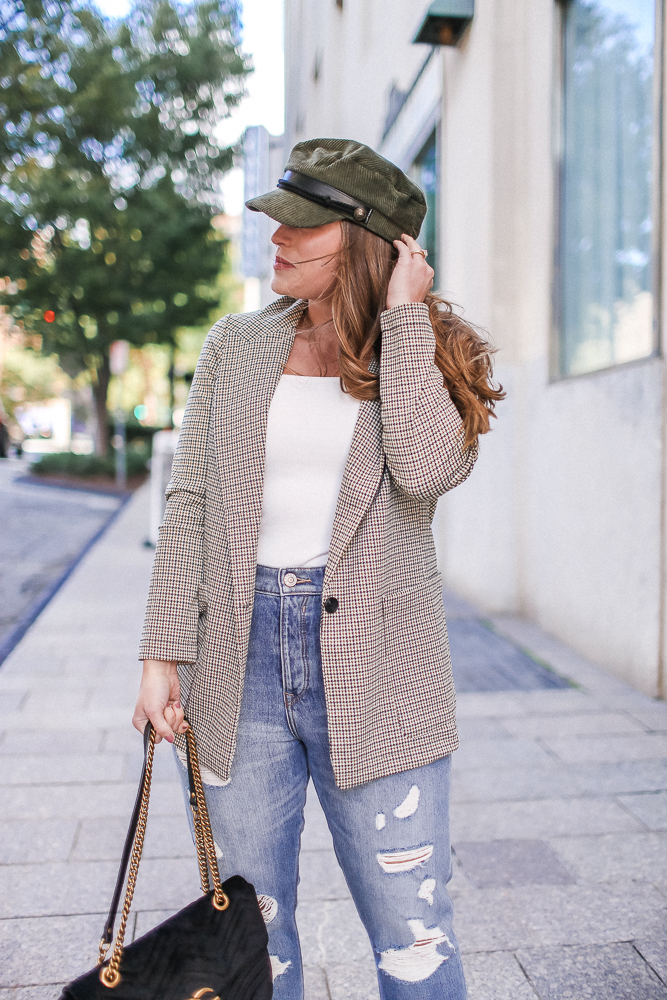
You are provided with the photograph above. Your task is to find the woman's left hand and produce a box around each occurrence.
[386,234,435,310]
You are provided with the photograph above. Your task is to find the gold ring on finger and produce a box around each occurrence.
[411,249,427,258]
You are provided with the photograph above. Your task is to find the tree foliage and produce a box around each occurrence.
[0,0,249,451]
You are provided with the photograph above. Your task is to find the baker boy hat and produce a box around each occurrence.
[245,137,427,245]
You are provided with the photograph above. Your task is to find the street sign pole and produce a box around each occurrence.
[109,341,130,491]
[113,407,126,490]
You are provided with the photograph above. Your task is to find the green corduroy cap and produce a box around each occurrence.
[245,138,427,244]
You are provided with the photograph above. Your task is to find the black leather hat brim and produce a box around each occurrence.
[245,188,343,229]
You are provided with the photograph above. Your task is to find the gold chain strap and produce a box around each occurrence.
[97,725,228,989]
[185,727,229,912]
[98,727,156,986]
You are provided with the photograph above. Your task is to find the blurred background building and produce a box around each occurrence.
[241,0,665,701]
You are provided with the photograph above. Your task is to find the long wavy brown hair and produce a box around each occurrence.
[326,221,504,448]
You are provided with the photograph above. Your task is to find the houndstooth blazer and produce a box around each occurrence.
[139,297,477,790]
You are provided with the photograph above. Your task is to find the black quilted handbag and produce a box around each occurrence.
[60,723,273,1000]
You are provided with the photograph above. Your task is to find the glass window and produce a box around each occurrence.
[558,0,657,376]
[413,131,438,288]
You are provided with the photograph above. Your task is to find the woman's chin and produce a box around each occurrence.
[271,274,301,297]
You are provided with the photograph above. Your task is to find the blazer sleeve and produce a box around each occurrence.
[379,302,478,501]
[138,317,229,663]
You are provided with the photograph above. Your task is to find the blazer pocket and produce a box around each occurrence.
[197,583,211,615]
[382,574,452,735]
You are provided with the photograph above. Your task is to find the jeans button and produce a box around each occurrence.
[323,597,339,614]
[284,573,297,587]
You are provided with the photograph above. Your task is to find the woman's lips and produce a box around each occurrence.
[273,255,296,270]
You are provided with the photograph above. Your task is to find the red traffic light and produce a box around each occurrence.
[43,310,55,323]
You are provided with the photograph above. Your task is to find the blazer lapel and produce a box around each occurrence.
[325,358,384,588]
[214,301,305,622]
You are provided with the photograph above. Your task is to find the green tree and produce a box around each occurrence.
[0,0,248,451]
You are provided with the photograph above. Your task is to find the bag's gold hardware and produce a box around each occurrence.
[99,965,121,988]
[190,990,219,1000]
[96,725,229,987]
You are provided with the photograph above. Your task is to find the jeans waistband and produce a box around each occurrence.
[255,564,325,596]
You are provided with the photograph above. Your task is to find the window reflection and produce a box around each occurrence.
[413,132,438,289]
[559,0,656,376]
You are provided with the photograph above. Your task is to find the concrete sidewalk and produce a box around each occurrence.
[0,487,666,999]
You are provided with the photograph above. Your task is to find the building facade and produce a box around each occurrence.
[274,0,667,698]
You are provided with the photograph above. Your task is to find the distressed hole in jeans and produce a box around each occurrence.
[393,785,420,818]
[417,877,436,905]
[376,844,433,873]
[270,956,291,980]
[379,919,454,983]
[175,746,231,786]
[257,894,278,924]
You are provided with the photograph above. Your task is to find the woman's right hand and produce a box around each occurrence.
[132,660,188,744]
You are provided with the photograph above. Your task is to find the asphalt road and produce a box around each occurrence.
[0,458,122,659]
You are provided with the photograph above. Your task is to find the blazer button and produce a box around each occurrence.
[324,597,339,614]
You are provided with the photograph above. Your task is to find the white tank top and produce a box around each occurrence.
[256,375,361,568]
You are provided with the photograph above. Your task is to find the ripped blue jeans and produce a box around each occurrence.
[175,565,466,1000]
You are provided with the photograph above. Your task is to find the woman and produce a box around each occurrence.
[134,138,503,1000]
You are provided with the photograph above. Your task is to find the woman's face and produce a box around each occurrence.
[270,221,341,301]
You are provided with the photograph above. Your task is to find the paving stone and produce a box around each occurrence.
[619,791,667,831]
[0,987,67,1000]
[0,780,183,820]
[457,717,510,740]
[298,850,350,902]
[451,797,642,840]
[0,730,105,755]
[500,690,603,715]
[302,796,335,852]
[455,882,667,952]
[325,960,379,1000]
[451,760,667,803]
[303,965,330,1000]
[448,858,475,897]
[447,619,569,692]
[0,693,27,713]
[73,814,194,861]
[130,856,204,912]
[453,739,557,771]
[297,900,372,966]
[0,914,102,986]
[516,942,667,999]
[453,840,576,889]
[542,733,667,764]
[20,690,92,713]
[461,950,538,999]
[550,832,667,883]
[0,754,125,786]
[0,855,194,919]
[634,940,667,984]
[100,726,144,753]
[455,693,527,718]
[499,712,645,739]
[628,708,667,732]
[0,819,78,864]
[133,908,178,940]
[120,744,181,784]
[0,861,118,918]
